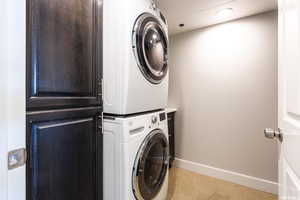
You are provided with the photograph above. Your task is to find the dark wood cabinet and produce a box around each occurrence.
[26,107,102,200]
[26,0,103,199]
[167,111,176,168]
[26,0,103,110]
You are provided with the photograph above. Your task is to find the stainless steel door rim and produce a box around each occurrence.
[132,129,169,200]
[132,13,169,84]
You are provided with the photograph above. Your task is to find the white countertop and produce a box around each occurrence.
[165,108,177,113]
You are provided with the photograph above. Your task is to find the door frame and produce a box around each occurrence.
[0,0,26,200]
[0,0,9,199]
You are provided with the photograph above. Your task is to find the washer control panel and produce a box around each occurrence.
[159,112,166,121]
[149,112,166,128]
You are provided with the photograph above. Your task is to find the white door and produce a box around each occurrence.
[276,0,300,199]
[0,0,26,200]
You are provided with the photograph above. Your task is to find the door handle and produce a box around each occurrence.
[264,128,283,142]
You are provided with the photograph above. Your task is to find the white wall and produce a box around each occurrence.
[169,11,278,182]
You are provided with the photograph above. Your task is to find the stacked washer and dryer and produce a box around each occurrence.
[103,0,170,199]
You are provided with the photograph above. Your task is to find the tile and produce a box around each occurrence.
[167,167,277,200]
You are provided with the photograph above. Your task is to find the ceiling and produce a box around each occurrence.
[159,0,277,35]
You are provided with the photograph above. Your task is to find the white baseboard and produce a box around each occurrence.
[174,158,278,195]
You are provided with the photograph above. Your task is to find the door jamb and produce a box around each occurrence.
[0,81,9,199]
[0,0,9,199]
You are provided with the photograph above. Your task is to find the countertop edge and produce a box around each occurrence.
[165,108,177,113]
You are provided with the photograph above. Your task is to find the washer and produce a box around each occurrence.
[103,0,169,115]
[103,111,169,200]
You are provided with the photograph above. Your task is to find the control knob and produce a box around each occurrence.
[151,116,158,124]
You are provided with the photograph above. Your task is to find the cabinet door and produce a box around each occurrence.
[26,107,102,200]
[26,0,103,109]
[167,113,175,166]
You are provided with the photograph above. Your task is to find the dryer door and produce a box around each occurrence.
[133,13,169,84]
[132,129,169,200]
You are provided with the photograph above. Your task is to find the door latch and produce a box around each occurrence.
[8,148,27,170]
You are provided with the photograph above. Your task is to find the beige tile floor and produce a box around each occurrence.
[167,167,277,200]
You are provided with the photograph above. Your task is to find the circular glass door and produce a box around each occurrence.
[132,129,169,200]
[132,13,169,84]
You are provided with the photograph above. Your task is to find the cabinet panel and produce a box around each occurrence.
[26,0,103,109]
[26,107,102,200]
[167,112,175,167]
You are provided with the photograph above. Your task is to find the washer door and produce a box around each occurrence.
[132,129,169,200]
[133,13,169,84]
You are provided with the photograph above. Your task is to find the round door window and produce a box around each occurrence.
[132,129,169,200]
[133,13,169,84]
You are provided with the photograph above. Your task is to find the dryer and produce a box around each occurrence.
[103,111,169,200]
[103,0,169,115]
